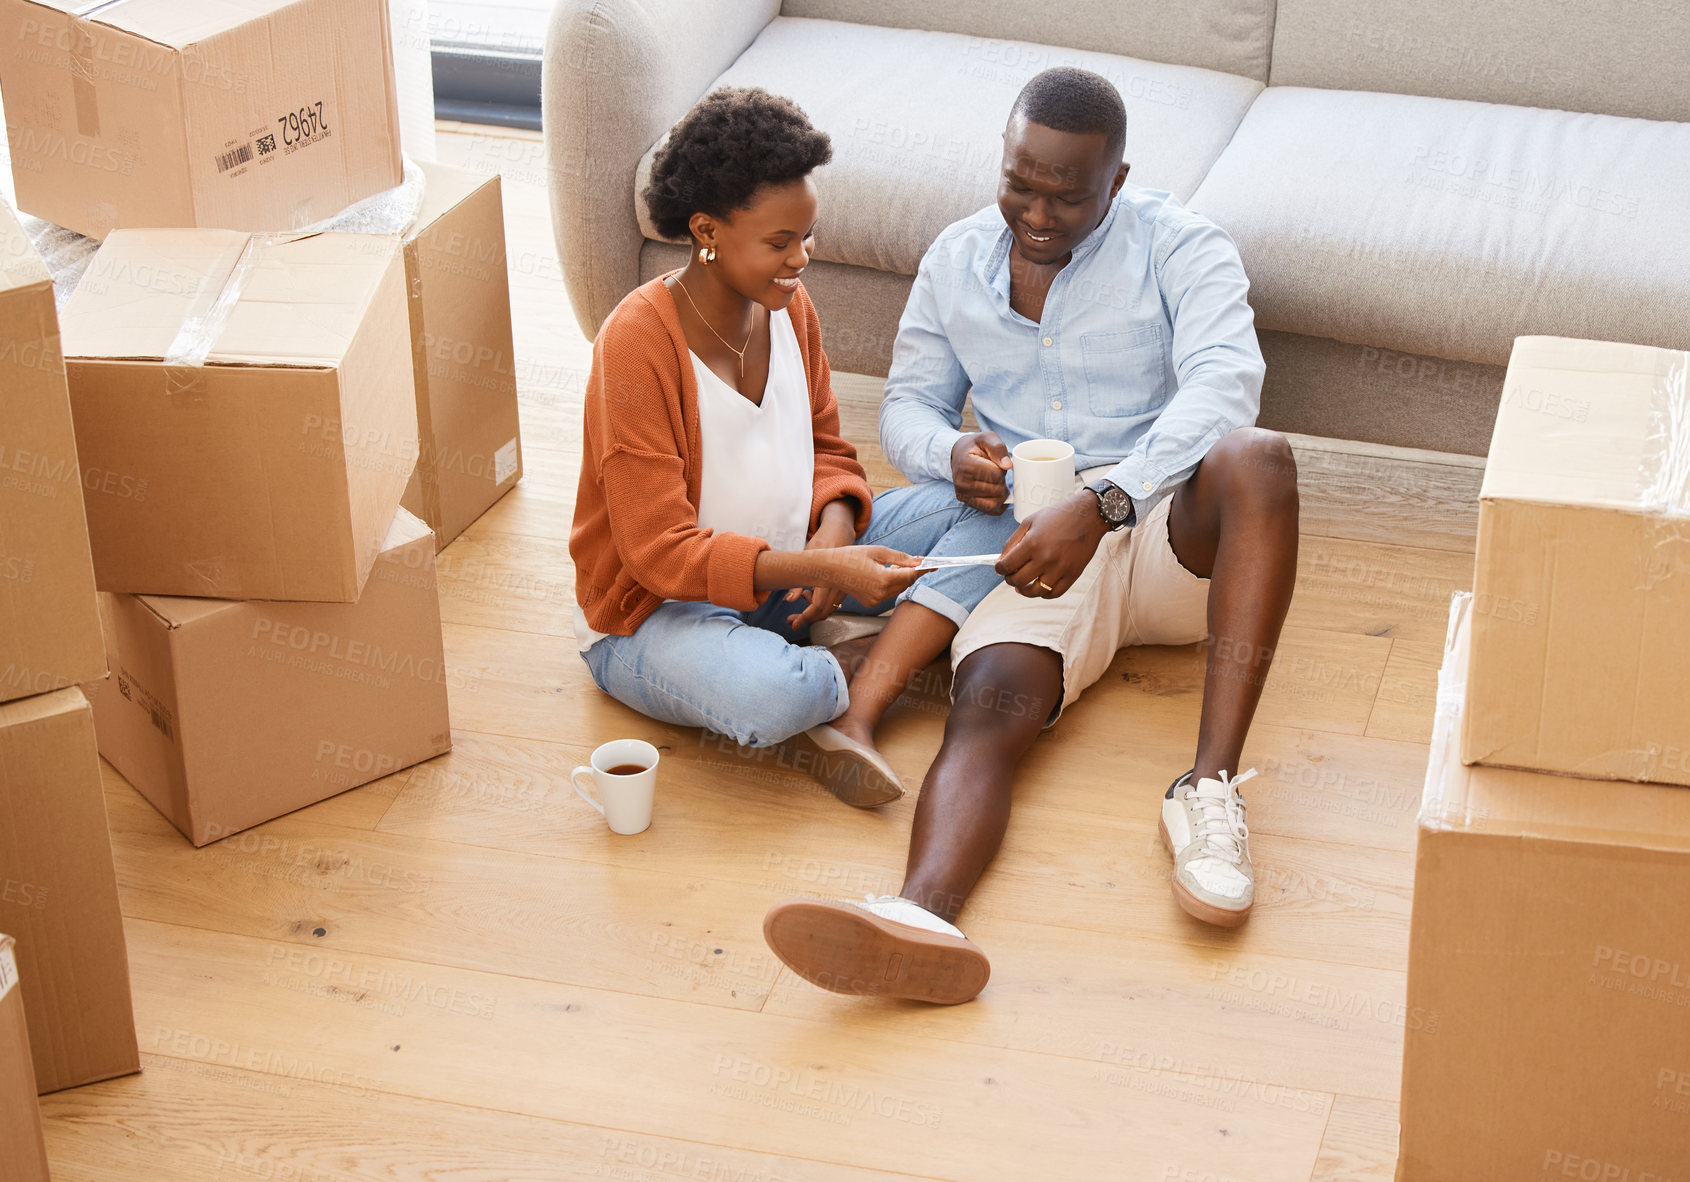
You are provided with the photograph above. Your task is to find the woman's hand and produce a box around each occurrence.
[784,501,858,630]
[758,545,929,610]
[811,546,931,606]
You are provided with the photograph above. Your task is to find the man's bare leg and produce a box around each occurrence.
[897,643,1062,922]
[897,427,1299,923]
[1167,428,1300,780]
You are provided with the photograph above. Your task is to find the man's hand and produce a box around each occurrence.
[786,499,859,630]
[995,489,1111,598]
[950,431,1013,515]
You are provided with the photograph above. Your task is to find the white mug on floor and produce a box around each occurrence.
[1010,438,1077,523]
[571,740,659,834]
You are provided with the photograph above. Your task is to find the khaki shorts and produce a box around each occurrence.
[951,478,1210,723]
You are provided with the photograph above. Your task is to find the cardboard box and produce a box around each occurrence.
[1400,591,1690,1180]
[0,0,401,239]
[0,687,139,1094]
[61,228,418,601]
[0,935,51,1182]
[1465,336,1690,787]
[397,160,523,550]
[91,507,451,846]
[0,203,104,704]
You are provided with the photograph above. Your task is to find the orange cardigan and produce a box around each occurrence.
[570,276,874,637]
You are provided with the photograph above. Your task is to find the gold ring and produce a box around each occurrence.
[1036,580,1054,593]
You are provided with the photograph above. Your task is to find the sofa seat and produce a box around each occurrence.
[1190,87,1690,367]
[632,17,1262,277]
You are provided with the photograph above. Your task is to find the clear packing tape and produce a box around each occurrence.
[1418,590,1472,833]
[1638,348,1690,593]
[2,156,426,310]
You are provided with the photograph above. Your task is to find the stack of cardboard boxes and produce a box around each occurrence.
[1402,337,1690,1179]
[1,0,525,1167]
[1,204,139,1182]
[0,0,524,849]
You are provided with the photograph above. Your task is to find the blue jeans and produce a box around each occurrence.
[580,481,1018,747]
[847,480,1022,626]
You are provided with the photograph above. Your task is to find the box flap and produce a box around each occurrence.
[42,0,302,49]
[130,594,235,628]
[0,686,90,729]
[214,233,401,365]
[409,161,497,240]
[61,230,250,360]
[1482,336,1690,514]
[0,206,51,296]
[62,231,398,366]
[382,505,433,552]
[1424,591,1690,848]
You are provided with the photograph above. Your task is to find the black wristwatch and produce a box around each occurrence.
[1088,479,1137,531]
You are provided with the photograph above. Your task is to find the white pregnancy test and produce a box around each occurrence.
[914,553,1003,568]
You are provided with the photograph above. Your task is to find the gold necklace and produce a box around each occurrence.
[672,275,756,379]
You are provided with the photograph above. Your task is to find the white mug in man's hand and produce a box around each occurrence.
[1010,438,1078,523]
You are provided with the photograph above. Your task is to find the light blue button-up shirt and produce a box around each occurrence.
[879,186,1265,523]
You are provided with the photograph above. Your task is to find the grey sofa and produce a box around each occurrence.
[543,0,1690,455]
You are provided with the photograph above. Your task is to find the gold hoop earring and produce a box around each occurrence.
[699,245,716,265]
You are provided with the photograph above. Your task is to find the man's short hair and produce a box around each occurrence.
[1010,68,1127,164]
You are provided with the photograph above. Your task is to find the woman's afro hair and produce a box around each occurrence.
[643,87,832,242]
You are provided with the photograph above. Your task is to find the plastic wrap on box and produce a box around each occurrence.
[2,157,427,309]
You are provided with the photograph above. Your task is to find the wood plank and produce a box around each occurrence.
[1284,433,1481,554]
[762,916,1409,1101]
[120,918,1334,1182]
[1366,641,1446,746]
[1112,625,1392,737]
[1287,537,1472,645]
[101,779,783,1012]
[434,530,576,634]
[1311,1095,1402,1182]
[41,1063,909,1182]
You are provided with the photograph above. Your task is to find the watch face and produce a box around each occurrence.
[1092,483,1133,527]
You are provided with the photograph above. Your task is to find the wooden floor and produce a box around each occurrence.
[38,124,1486,1181]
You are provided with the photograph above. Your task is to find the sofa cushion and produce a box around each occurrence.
[1188,87,1690,367]
[781,0,1276,83]
[1270,0,1690,123]
[633,17,1262,276]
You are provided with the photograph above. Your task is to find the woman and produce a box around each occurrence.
[571,88,1013,807]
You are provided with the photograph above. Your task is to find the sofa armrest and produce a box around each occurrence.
[544,0,779,340]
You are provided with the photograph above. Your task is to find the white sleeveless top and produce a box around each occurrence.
[574,306,814,651]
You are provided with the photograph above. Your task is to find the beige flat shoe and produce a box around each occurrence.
[782,723,905,808]
[810,612,891,648]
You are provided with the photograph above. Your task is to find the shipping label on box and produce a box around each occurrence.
[0,0,402,238]
[0,203,106,704]
[61,228,418,601]
[1464,336,1690,787]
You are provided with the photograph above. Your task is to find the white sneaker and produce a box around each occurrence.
[763,894,990,1004]
[1159,768,1257,928]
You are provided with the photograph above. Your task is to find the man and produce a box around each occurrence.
[761,67,1300,1004]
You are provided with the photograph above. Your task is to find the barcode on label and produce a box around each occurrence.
[215,142,254,173]
[0,945,17,1000]
[148,704,173,740]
